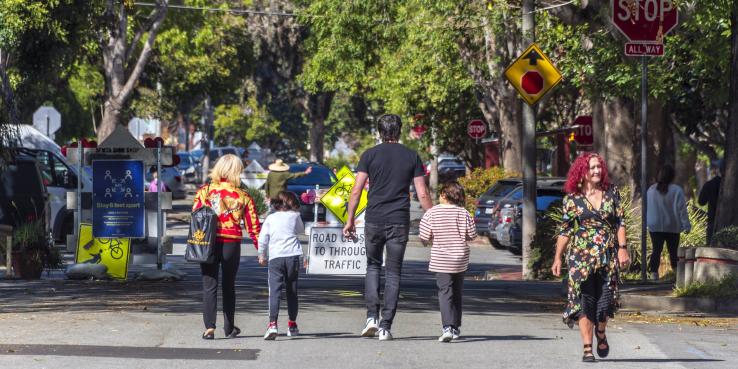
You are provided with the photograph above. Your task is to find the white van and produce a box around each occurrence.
[11,125,93,242]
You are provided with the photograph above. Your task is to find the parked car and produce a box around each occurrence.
[0,154,51,236]
[491,184,566,255]
[474,178,522,240]
[144,166,186,199]
[437,158,466,183]
[285,163,337,223]
[176,151,201,183]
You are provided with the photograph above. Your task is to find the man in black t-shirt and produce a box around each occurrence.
[344,114,433,341]
[699,159,723,244]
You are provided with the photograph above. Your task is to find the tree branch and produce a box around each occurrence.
[668,114,719,160]
[126,7,161,64]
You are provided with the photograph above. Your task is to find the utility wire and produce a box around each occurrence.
[134,2,302,17]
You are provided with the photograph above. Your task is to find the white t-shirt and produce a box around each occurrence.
[257,211,304,260]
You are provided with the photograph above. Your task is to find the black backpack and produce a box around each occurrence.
[185,186,218,263]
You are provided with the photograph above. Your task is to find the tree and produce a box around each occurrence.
[96,0,168,142]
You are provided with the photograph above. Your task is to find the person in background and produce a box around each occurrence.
[418,182,476,342]
[552,152,630,362]
[188,123,203,151]
[265,159,312,200]
[147,167,168,192]
[258,191,306,340]
[646,164,691,281]
[698,159,723,244]
[343,113,433,341]
[192,154,261,340]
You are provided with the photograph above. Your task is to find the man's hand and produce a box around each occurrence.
[551,255,563,277]
[303,258,309,269]
[618,248,630,269]
[258,256,267,266]
[343,219,356,240]
[305,166,313,175]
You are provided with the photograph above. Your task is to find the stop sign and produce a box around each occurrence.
[467,120,487,139]
[612,0,678,43]
[520,71,544,95]
[573,116,593,145]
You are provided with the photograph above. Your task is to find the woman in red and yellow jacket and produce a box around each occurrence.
[192,154,261,340]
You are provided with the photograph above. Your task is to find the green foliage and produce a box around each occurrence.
[713,226,738,250]
[324,154,358,173]
[242,185,268,217]
[3,219,63,270]
[674,274,738,299]
[457,167,512,213]
[528,204,563,280]
[214,97,282,147]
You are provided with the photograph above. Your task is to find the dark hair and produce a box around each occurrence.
[149,166,158,174]
[656,164,675,194]
[272,191,301,211]
[440,182,466,207]
[377,114,402,142]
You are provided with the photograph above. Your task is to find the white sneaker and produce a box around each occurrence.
[452,327,460,340]
[361,318,379,337]
[438,327,453,342]
[378,328,393,341]
[263,322,278,340]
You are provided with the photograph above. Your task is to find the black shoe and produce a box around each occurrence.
[596,329,610,358]
[226,326,241,338]
[202,329,215,340]
[582,344,596,362]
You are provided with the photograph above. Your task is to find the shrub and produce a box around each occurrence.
[324,154,358,173]
[457,167,514,214]
[528,204,563,280]
[242,186,269,216]
[673,274,738,299]
[713,226,738,250]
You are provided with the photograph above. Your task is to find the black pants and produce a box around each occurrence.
[436,272,464,329]
[268,255,300,323]
[580,269,613,324]
[648,232,680,273]
[364,222,409,330]
[200,240,241,334]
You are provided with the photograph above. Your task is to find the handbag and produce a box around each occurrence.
[185,185,218,263]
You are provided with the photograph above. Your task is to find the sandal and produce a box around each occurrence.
[226,326,241,338]
[596,329,610,358]
[202,329,215,340]
[582,344,596,362]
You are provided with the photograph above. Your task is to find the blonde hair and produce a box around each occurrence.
[209,154,243,187]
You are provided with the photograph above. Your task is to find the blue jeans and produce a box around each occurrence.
[364,222,409,330]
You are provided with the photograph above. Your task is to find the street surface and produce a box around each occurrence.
[0,199,736,369]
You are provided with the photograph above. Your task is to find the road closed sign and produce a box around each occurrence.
[307,227,366,275]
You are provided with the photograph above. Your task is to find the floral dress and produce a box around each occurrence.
[558,186,624,327]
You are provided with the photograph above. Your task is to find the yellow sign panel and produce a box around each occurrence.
[335,166,353,181]
[320,170,368,224]
[75,223,131,280]
[504,43,562,106]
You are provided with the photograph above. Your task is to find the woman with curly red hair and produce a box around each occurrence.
[552,152,630,362]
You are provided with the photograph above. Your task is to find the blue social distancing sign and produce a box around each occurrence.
[92,160,145,238]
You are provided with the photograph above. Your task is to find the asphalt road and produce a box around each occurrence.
[0,199,736,369]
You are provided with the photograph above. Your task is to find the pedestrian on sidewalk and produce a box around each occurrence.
[647,164,691,281]
[257,191,306,340]
[418,182,476,342]
[552,152,630,362]
[147,166,168,192]
[698,159,723,244]
[265,159,312,201]
[192,154,261,340]
[343,113,433,341]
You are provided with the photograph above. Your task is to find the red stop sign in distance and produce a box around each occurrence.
[573,116,593,145]
[612,0,678,43]
[467,120,487,139]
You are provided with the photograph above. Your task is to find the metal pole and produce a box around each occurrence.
[46,115,50,137]
[156,142,163,270]
[313,184,319,224]
[5,234,11,278]
[521,0,536,280]
[641,56,648,282]
[76,140,83,258]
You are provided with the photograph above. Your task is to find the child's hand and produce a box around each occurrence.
[258,256,267,266]
[303,258,309,269]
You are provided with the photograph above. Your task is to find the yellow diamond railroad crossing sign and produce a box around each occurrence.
[321,168,368,224]
[504,43,562,106]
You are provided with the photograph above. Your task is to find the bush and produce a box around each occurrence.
[457,167,514,214]
[324,154,358,173]
[242,186,269,217]
[528,204,562,280]
[713,226,738,250]
[673,274,738,299]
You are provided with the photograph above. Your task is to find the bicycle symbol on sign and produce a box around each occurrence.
[333,183,353,218]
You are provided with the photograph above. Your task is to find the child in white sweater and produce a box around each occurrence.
[258,191,306,340]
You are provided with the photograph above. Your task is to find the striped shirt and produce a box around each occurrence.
[419,204,477,273]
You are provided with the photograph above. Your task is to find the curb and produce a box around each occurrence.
[620,294,738,314]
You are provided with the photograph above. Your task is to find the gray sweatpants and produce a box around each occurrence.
[268,255,300,323]
[436,272,464,329]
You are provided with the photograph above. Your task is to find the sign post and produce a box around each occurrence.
[611,0,678,281]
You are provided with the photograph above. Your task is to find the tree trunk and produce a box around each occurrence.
[714,0,738,233]
[305,92,334,164]
[309,117,325,163]
[499,90,523,173]
[0,50,20,125]
[98,99,123,141]
[593,97,637,189]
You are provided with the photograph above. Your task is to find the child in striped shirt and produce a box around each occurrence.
[419,181,477,342]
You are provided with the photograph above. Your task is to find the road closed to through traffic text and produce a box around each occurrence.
[307,227,366,275]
